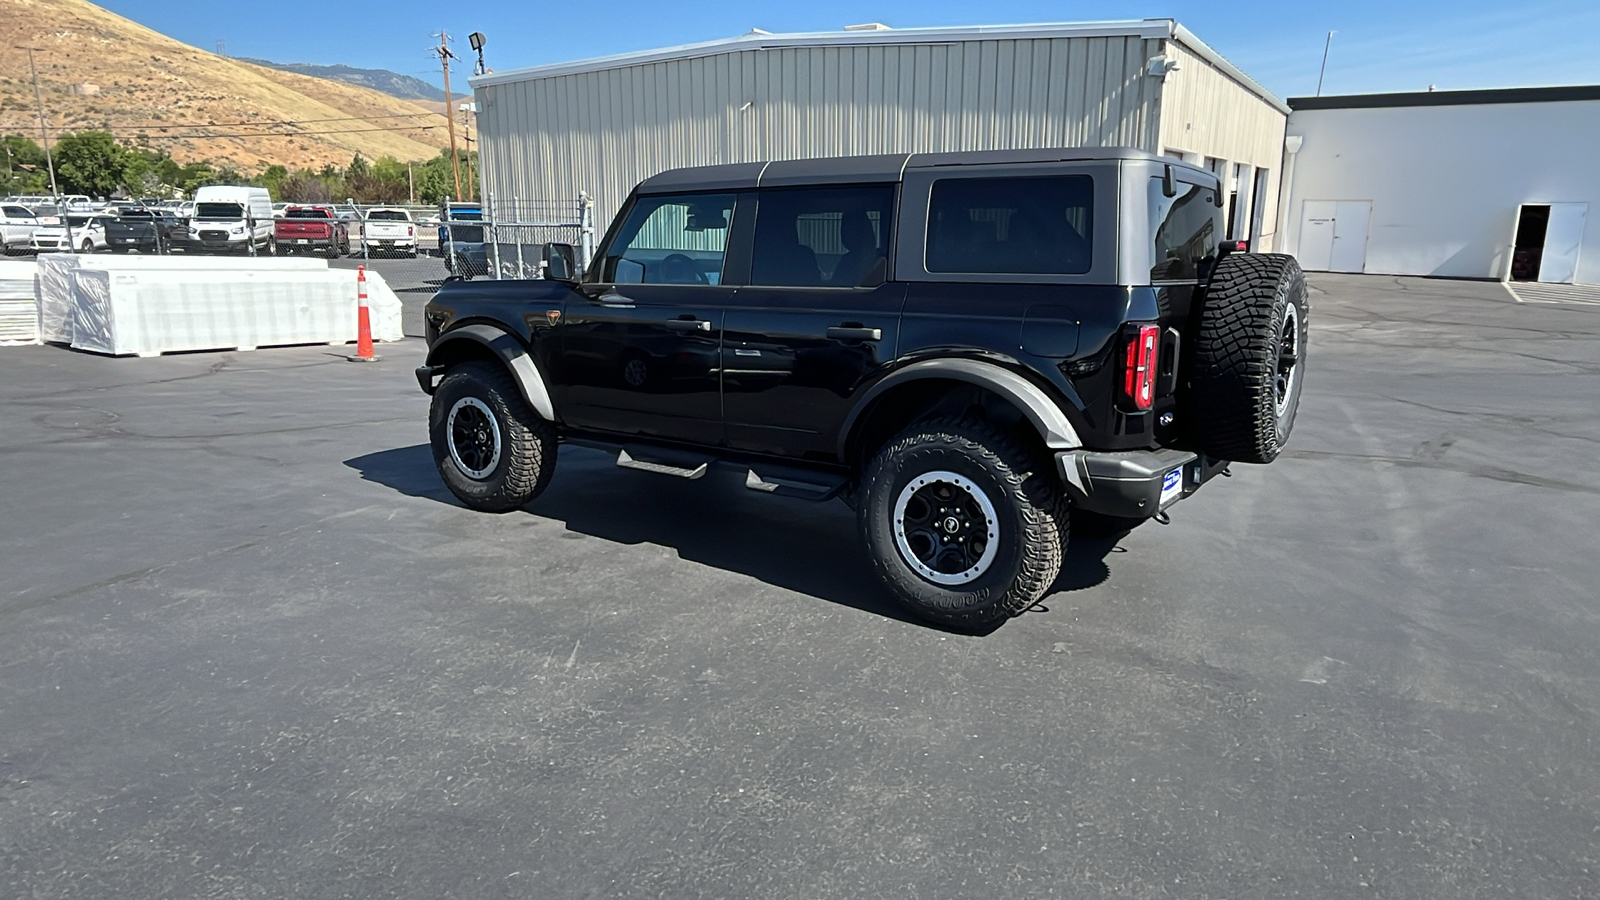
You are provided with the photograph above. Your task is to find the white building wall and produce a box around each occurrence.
[1284,100,1600,284]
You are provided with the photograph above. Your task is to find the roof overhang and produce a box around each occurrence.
[1290,84,1600,111]
[472,19,1286,113]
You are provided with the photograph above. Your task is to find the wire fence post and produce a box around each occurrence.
[442,194,455,275]
[486,192,501,279]
[580,191,594,274]
[512,195,527,280]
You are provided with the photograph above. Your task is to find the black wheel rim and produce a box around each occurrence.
[447,397,501,479]
[892,471,1000,585]
[1274,304,1300,417]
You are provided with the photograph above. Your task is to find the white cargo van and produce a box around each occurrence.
[189,186,275,254]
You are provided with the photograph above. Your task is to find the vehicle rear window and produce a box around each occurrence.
[750,185,894,287]
[1148,178,1222,283]
[287,208,330,218]
[195,202,244,219]
[926,175,1094,275]
[367,210,408,221]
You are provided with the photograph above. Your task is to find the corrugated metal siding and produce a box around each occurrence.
[477,35,1164,228]
[1156,40,1288,248]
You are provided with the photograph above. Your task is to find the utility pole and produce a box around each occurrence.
[435,31,463,202]
[408,161,415,204]
[458,102,476,201]
[19,46,73,249]
[1316,31,1335,97]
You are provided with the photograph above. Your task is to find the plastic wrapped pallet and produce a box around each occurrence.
[0,259,40,345]
[68,268,392,357]
[36,254,330,344]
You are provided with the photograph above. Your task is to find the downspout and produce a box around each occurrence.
[1276,134,1304,256]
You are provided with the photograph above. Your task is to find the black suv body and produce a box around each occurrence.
[418,147,1308,628]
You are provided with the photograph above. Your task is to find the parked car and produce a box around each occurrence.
[187,185,275,254]
[26,204,61,226]
[1,203,41,254]
[415,148,1310,630]
[274,205,350,258]
[31,215,110,253]
[362,207,418,258]
[105,208,181,254]
[439,201,488,276]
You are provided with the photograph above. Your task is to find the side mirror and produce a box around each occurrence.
[542,242,576,281]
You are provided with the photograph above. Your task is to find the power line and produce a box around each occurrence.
[0,112,441,131]
[134,124,446,139]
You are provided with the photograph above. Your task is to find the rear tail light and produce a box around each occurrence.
[407,226,414,236]
[1120,324,1160,411]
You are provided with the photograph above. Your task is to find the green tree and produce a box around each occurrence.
[347,153,370,179]
[52,130,128,196]
[260,164,289,199]
[2,134,47,194]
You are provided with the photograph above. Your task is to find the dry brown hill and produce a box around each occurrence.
[0,0,453,171]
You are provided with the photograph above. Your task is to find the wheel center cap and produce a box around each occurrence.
[941,516,962,534]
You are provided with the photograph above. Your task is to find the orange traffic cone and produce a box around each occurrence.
[348,264,379,362]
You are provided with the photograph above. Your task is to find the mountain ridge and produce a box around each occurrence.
[0,0,453,170]
[235,59,465,104]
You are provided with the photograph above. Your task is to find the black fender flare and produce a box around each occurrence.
[838,358,1083,459]
[420,324,556,421]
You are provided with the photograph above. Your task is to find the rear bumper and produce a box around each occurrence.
[1056,448,1230,520]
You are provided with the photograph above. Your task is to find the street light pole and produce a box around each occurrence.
[19,45,74,250]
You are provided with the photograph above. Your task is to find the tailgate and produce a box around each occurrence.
[277,221,330,238]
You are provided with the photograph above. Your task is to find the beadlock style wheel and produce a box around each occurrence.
[1275,303,1301,418]
[892,471,1000,585]
[446,396,502,480]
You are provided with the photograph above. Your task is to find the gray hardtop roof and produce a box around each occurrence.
[635,147,1210,194]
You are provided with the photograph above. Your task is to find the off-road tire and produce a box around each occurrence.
[1189,253,1309,464]
[860,417,1067,630]
[429,361,557,512]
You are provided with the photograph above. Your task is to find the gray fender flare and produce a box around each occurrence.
[838,358,1082,458]
[424,324,556,421]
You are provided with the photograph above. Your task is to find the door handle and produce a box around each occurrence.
[665,318,712,332]
[826,325,882,342]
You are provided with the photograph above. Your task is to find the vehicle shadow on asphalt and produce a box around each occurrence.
[345,444,1116,633]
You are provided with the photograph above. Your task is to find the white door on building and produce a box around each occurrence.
[1540,203,1587,284]
[1298,200,1371,273]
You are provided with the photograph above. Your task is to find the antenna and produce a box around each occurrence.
[1316,31,1335,97]
[216,39,226,57]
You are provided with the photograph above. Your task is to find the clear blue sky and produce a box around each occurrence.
[99,0,1600,99]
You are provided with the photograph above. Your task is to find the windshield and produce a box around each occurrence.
[445,225,485,243]
[67,216,96,227]
[195,202,245,219]
[32,205,59,217]
[367,210,408,221]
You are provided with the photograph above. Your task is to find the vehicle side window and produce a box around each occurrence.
[926,175,1093,275]
[603,193,735,285]
[1148,179,1221,283]
[3,206,31,218]
[750,185,895,287]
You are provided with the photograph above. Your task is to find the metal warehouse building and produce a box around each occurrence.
[471,19,1289,254]
[1281,86,1600,289]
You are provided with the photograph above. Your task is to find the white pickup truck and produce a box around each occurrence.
[362,208,417,258]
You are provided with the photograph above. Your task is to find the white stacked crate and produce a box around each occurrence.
[0,260,40,345]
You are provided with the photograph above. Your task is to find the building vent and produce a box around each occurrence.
[843,23,891,31]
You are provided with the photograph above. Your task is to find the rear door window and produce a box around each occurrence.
[750,185,895,287]
[602,193,736,285]
[925,175,1093,275]
[1148,179,1222,283]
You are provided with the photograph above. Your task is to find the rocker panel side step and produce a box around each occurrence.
[616,448,710,479]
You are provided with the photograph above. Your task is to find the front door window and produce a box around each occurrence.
[600,193,735,286]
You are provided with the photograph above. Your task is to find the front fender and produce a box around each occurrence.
[838,358,1082,459]
[419,324,555,421]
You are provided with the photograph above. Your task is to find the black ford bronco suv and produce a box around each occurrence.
[416,148,1307,629]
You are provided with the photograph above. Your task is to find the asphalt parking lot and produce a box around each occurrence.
[2,273,1598,898]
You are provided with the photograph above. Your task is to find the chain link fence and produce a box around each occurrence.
[439,193,594,280]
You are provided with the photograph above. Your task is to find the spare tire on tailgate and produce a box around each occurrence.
[1188,253,1308,464]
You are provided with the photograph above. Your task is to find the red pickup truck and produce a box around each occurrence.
[274,206,351,258]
